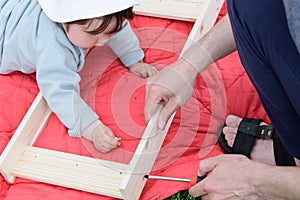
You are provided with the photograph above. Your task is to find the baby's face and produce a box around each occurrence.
[64,18,116,49]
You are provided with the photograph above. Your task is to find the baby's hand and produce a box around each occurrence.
[128,61,158,78]
[82,120,120,153]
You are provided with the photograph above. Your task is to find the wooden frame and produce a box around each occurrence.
[0,0,224,199]
[134,0,220,22]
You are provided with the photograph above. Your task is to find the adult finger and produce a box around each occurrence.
[198,154,239,176]
[189,155,228,197]
[157,97,180,130]
[189,179,207,197]
[144,84,164,123]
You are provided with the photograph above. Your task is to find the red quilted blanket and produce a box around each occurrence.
[0,6,269,200]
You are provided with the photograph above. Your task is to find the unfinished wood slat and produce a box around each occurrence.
[0,92,52,183]
[18,146,128,178]
[13,146,125,199]
[121,1,224,198]
[180,0,224,55]
[119,105,176,199]
[133,0,204,21]
[23,145,128,171]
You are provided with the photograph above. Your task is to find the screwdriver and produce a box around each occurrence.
[144,174,207,186]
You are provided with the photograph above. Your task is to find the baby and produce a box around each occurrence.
[0,0,157,153]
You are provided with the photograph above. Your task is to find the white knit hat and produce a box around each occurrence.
[37,0,140,23]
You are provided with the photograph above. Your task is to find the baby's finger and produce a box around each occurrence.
[147,68,158,77]
[104,132,120,146]
[98,144,118,153]
[102,141,119,150]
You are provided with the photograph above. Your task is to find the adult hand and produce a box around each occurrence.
[189,154,265,199]
[144,59,198,129]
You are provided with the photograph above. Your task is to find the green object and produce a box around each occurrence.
[165,190,202,200]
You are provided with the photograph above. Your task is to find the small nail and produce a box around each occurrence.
[158,121,166,130]
[114,137,122,141]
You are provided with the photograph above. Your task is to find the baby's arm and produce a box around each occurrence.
[36,37,122,154]
[108,20,158,78]
[82,120,120,153]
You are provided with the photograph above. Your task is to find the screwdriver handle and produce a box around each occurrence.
[190,175,207,186]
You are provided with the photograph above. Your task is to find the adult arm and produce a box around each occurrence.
[189,154,300,199]
[144,14,236,129]
[108,20,158,77]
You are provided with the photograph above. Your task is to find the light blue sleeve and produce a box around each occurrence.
[0,0,98,137]
[107,20,144,67]
[36,39,98,137]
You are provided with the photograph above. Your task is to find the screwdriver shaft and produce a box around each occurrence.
[144,175,190,182]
